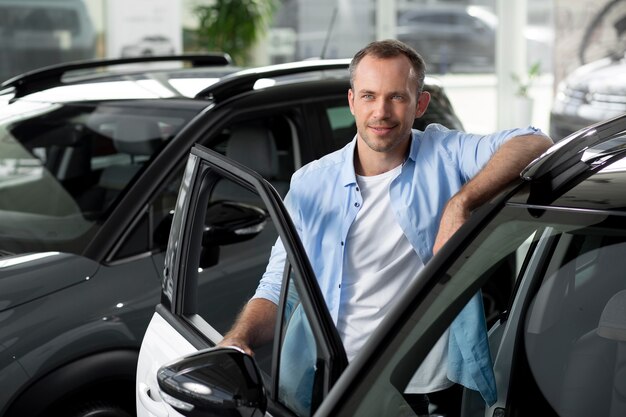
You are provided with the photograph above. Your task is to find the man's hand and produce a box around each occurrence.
[218,336,255,356]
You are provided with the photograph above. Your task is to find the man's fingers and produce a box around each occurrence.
[218,337,254,356]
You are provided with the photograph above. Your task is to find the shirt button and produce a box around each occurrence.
[340,241,344,246]
[356,187,360,192]
[354,202,360,207]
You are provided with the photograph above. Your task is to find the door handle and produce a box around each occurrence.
[138,382,169,417]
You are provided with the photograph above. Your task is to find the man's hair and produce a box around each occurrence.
[349,39,426,94]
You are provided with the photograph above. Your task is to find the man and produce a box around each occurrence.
[220,39,553,414]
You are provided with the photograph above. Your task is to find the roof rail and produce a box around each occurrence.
[1,53,232,99]
[195,58,351,102]
[521,112,626,202]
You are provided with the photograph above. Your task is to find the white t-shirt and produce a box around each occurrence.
[336,164,453,393]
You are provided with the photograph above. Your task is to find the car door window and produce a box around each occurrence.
[513,218,626,416]
[0,102,196,255]
[325,104,356,150]
[275,270,320,416]
[172,161,279,375]
[318,205,554,416]
[167,118,300,360]
[317,206,626,417]
[163,147,346,415]
[111,114,300,261]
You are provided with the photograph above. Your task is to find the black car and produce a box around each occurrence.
[0,55,464,417]
[137,110,626,416]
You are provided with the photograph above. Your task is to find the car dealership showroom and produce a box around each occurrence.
[1,0,626,416]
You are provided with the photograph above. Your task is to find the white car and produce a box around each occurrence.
[121,35,176,57]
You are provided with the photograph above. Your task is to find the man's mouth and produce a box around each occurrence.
[369,125,395,134]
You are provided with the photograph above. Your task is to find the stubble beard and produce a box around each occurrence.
[360,125,411,154]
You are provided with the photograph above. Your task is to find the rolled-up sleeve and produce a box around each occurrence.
[252,185,302,305]
[253,236,287,305]
[436,124,546,181]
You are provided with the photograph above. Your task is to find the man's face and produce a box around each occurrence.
[348,54,430,155]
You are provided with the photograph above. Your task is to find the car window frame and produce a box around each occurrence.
[159,143,348,413]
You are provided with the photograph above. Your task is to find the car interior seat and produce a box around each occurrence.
[221,124,288,198]
[559,289,626,417]
[97,118,163,210]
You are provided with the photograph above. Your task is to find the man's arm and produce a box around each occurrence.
[433,134,553,254]
[218,298,277,355]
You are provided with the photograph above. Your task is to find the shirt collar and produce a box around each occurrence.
[407,129,421,163]
[339,135,358,187]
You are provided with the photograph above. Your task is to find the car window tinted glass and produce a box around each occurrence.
[325,104,356,149]
[276,271,320,417]
[522,218,626,416]
[328,206,559,416]
[180,166,278,376]
[0,101,198,255]
[209,117,297,197]
[112,115,299,262]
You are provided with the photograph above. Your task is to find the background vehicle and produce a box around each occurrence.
[137,111,626,417]
[396,4,551,74]
[549,0,626,140]
[0,55,463,417]
[0,0,96,83]
[121,35,176,57]
[396,5,497,73]
[550,53,626,140]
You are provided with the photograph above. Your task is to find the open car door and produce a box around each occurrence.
[136,144,347,417]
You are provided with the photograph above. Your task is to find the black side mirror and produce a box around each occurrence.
[157,347,267,417]
[155,200,267,267]
[203,200,267,246]
[198,201,267,268]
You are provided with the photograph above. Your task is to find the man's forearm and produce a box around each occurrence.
[219,298,277,355]
[433,134,553,254]
[454,134,553,211]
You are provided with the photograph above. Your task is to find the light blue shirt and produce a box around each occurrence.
[255,123,545,406]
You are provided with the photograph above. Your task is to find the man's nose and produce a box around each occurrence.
[372,99,391,119]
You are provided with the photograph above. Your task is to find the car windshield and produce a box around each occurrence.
[0,99,201,255]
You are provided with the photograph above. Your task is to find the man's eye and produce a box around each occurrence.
[362,95,374,100]
[392,95,405,101]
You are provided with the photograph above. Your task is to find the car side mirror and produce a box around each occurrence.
[198,201,267,268]
[154,200,267,264]
[202,200,267,246]
[157,347,267,417]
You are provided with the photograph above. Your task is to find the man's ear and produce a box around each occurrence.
[348,88,355,115]
[415,91,431,118]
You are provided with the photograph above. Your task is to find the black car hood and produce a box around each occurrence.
[0,252,99,313]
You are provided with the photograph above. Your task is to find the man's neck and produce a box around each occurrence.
[354,140,410,176]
